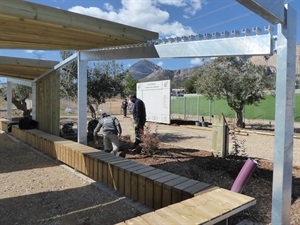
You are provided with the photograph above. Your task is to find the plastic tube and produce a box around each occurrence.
[231,158,257,193]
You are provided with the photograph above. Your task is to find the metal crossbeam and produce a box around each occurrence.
[81,34,273,60]
[237,0,285,24]
[154,34,273,58]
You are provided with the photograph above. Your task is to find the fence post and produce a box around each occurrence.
[212,115,228,158]
[197,96,200,121]
[184,96,186,120]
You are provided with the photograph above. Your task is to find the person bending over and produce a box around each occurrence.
[93,112,122,155]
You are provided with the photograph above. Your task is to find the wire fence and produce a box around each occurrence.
[171,94,300,126]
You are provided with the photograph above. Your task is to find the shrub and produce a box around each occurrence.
[229,125,247,157]
[141,122,160,155]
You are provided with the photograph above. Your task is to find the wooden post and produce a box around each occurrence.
[212,115,228,157]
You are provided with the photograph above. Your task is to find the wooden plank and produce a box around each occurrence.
[124,164,146,197]
[96,158,104,183]
[114,161,136,194]
[132,166,157,204]
[211,188,255,205]
[125,164,149,200]
[196,196,230,215]
[91,157,98,181]
[162,176,190,207]
[170,197,218,223]
[145,171,171,208]
[184,181,212,198]
[155,207,192,225]
[124,217,149,225]
[168,203,208,224]
[140,211,172,225]
[153,173,179,210]
[100,155,124,186]
[138,169,164,205]
[106,157,126,189]
[178,188,256,224]
[97,154,122,185]
[172,179,199,203]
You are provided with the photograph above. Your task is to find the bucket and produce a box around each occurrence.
[202,122,208,127]
[195,121,201,126]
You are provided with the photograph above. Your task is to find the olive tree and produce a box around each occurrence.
[195,57,275,127]
[60,51,126,119]
[123,72,138,96]
[0,82,32,117]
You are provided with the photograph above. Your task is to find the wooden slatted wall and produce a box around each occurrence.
[36,71,60,136]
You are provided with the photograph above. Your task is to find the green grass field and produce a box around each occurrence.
[171,94,300,122]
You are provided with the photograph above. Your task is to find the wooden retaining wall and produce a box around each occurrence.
[8,125,212,209]
[3,123,256,224]
[0,119,9,132]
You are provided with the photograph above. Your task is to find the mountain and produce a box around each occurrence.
[140,66,203,88]
[128,59,162,80]
[128,59,202,88]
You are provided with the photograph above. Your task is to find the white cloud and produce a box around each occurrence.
[157,0,187,7]
[68,0,202,37]
[184,0,203,16]
[104,3,114,11]
[157,0,203,16]
[157,61,164,67]
[151,21,195,36]
[24,50,45,54]
[190,58,205,66]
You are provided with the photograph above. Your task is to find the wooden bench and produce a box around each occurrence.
[8,126,256,224]
[0,118,10,132]
[116,187,256,225]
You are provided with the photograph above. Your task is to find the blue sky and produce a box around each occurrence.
[0,0,299,71]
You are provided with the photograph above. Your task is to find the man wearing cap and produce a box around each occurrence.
[93,112,122,155]
[129,94,146,153]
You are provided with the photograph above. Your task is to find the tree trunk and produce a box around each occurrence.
[87,101,96,119]
[5,96,30,117]
[236,109,244,128]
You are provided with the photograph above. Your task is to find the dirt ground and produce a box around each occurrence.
[1,114,300,225]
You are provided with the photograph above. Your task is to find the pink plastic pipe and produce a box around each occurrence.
[231,158,257,193]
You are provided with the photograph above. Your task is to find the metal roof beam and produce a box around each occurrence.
[81,45,159,61]
[81,34,273,61]
[155,34,273,58]
[236,0,285,24]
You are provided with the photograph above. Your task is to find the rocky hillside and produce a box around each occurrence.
[129,59,202,88]
[128,59,162,80]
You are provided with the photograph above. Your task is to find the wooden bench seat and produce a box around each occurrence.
[116,187,256,225]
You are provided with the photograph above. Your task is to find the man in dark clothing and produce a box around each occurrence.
[129,94,146,152]
[93,112,122,155]
[121,98,128,117]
